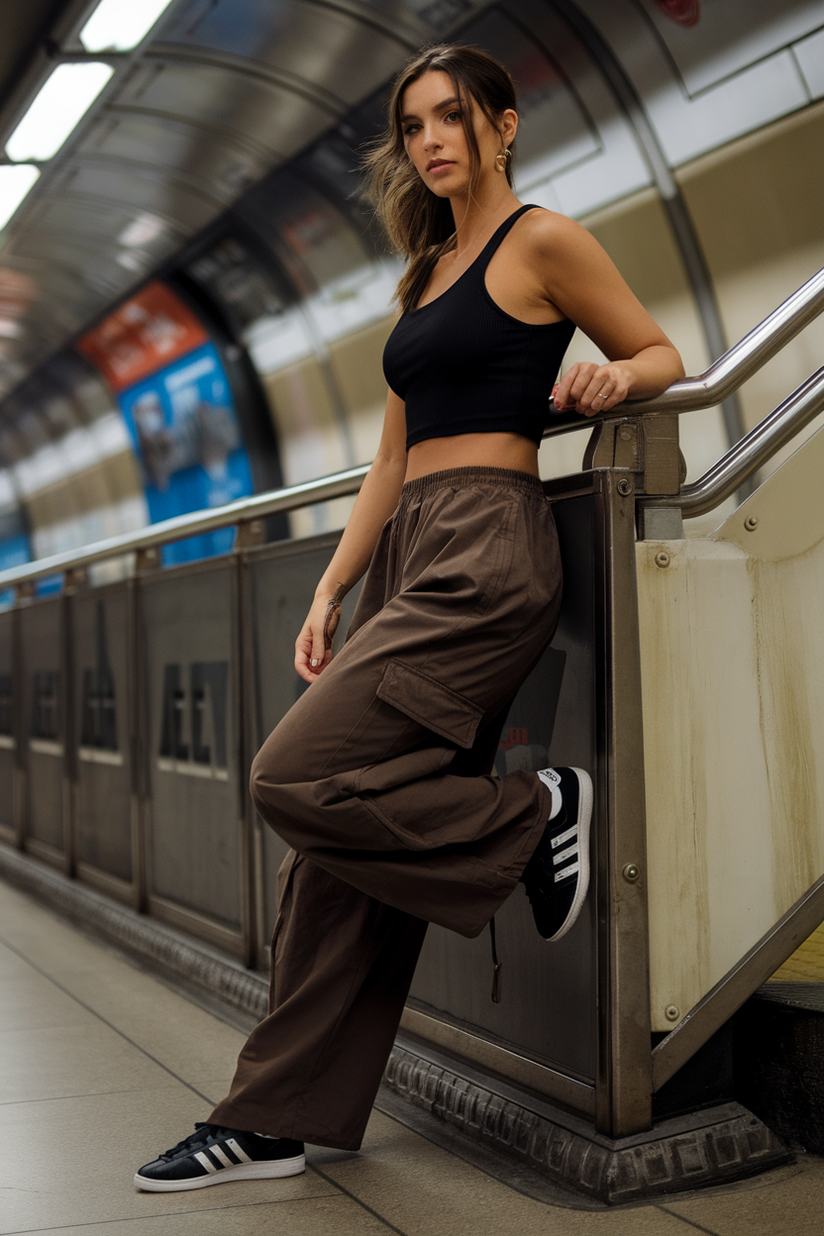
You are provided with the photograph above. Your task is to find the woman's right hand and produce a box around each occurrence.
[295,592,343,684]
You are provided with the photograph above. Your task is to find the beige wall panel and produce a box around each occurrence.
[262,359,352,537]
[25,479,80,531]
[262,359,347,482]
[541,190,728,484]
[288,494,356,541]
[678,101,824,474]
[639,426,824,1031]
[101,448,143,502]
[328,315,397,466]
[24,453,142,530]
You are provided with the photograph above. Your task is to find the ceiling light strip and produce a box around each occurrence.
[80,0,177,54]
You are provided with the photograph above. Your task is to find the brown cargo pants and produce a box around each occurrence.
[209,467,563,1148]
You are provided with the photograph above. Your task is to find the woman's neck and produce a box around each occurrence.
[448,186,520,257]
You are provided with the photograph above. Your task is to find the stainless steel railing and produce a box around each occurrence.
[1,264,823,589]
[640,364,824,518]
[543,262,824,433]
[0,465,371,589]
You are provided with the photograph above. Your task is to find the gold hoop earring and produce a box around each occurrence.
[494,148,511,173]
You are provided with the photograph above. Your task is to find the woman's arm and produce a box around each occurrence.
[295,388,408,683]
[531,214,685,417]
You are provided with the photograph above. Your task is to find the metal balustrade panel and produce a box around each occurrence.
[244,532,361,949]
[20,598,64,860]
[141,559,241,937]
[407,491,598,1082]
[0,611,13,836]
[72,585,133,885]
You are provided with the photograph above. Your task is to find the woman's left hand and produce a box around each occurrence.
[553,361,632,418]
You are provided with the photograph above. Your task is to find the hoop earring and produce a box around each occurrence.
[494,148,511,173]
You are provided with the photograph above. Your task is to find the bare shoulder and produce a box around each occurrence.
[517,208,597,260]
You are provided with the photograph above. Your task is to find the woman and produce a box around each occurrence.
[134,43,683,1192]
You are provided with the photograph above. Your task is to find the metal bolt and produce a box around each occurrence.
[622,863,640,882]
[744,514,759,531]
[616,478,633,496]
[665,1005,680,1022]
[654,551,670,568]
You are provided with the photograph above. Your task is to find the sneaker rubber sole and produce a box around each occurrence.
[133,1152,306,1192]
[541,767,592,942]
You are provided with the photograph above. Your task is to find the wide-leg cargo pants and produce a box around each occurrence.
[209,467,563,1148]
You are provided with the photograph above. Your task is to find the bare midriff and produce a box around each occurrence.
[405,432,539,481]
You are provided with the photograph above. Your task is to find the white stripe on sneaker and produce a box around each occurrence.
[225,1139,253,1164]
[193,1151,219,1173]
[209,1145,236,1168]
[551,825,577,849]
[554,860,579,883]
[552,842,578,865]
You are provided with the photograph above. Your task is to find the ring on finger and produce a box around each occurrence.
[596,391,609,400]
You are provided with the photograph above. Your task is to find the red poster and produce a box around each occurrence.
[656,0,700,25]
[78,281,208,393]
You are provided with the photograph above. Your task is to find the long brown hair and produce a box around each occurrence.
[364,44,518,313]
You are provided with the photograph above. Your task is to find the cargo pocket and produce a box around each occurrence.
[376,658,484,750]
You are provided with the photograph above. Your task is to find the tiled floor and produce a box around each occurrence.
[770,920,824,982]
[2,881,824,1236]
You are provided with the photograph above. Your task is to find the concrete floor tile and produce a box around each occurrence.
[6,881,824,1236]
[321,1112,698,1236]
[0,1088,334,1234]
[0,884,252,1098]
[663,1157,824,1235]
[0,971,93,1032]
[0,1021,179,1103]
[0,888,115,979]
[25,1195,388,1236]
[0,940,35,979]
[56,964,251,1093]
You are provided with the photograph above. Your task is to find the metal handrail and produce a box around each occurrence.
[641,364,824,518]
[543,263,824,434]
[0,465,370,588]
[1,264,823,589]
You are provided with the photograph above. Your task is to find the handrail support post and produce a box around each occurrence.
[584,413,686,540]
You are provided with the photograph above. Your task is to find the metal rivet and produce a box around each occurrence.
[665,1005,680,1022]
[654,551,670,568]
[744,515,759,531]
[623,863,640,882]
[616,478,633,496]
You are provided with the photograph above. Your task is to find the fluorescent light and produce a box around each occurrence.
[0,165,40,229]
[6,63,114,162]
[117,249,148,272]
[118,211,167,247]
[80,0,176,53]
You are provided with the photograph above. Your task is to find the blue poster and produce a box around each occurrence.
[117,342,253,565]
[0,530,31,607]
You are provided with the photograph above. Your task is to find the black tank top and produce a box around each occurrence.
[382,205,575,449]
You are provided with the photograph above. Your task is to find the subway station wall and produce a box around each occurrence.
[1,0,823,557]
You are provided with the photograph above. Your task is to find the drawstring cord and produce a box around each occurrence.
[489,915,502,1003]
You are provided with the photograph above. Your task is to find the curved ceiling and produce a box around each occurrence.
[0,0,492,397]
[1,0,822,409]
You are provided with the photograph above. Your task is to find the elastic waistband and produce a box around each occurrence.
[400,466,545,499]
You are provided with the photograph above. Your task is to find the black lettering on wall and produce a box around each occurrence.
[191,662,228,767]
[160,664,189,760]
[31,670,59,739]
[159,661,228,775]
[80,601,118,751]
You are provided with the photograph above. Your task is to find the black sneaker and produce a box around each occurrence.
[521,767,592,941]
[134,1123,305,1192]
